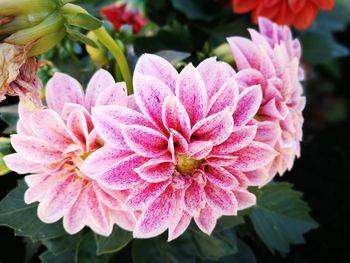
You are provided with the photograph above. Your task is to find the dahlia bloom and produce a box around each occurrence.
[232,0,335,29]
[101,4,147,34]
[82,54,277,240]
[4,70,137,236]
[228,17,306,181]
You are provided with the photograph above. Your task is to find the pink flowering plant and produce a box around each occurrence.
[3,0,349,261]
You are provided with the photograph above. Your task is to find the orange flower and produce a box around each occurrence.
[232,0,335,29]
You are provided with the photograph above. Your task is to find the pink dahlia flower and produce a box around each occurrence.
[4,69,137,236]
[228,17,306,181]
[82,54,277,240]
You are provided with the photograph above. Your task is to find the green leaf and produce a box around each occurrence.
[132,234,196,263]
[190,230,237,261]
[40,249,76,263]
[64,13,102,30]
[94,225,132,255]
[66,26,98,48]
[214,214,246,233]
[0,137,13,176]
[76,232,111,263]
[169,0,217,21]
[42,233,84,256]
[0,180,66,241]
[0,104,18,134]
[248,182,319,253]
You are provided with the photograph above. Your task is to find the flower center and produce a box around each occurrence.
[176,154,203,174]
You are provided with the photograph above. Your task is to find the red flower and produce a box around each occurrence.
[232,0,335,29]
[100,4,147,34]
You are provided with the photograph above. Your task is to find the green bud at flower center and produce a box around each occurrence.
[176,154,203,174]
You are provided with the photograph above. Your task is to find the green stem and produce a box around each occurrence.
[93,27,132,94]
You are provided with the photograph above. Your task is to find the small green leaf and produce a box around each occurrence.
[64,13,102,30]
[42,233,84,256]
[76,232,111,263]
[0,137,13,176]
[248,182,319,253]
[132,234,196,263]
[0,180,66,241]
[40,249,76,263]
[214,214,246,233]
[0,104,18,134]
[66,26,98,48]
[94,225,132,255]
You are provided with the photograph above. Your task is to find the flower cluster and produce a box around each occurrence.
[232,0,335,29]
[4,18,305,240]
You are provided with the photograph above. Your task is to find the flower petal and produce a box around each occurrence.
[45,72,84,115]
[4,153,42,174]
[205,182,238,215]
[135,157,175,183]
[192,108,234,145]
[95,82,128,107]
[233,189,256,210]
[188,140,213,160]
[205,166,239,190]
[134,186,176,238]
[184,180,205,217]
[134,54,178,92]
[176,64,208,126]
[84,69,116,110]
[168,212,191,241]
[66,109,89,146]
[194,204,218,235]
[111,210,137,232]
[120,124,168,158]
[233,84,262,127]
[24,174,58,203]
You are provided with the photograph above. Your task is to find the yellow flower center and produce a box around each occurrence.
[176,154,203,174]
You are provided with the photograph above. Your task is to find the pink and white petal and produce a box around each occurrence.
[10,135,63,163]
[45,72,84,115]
[197,57,236,98]
[111,210,137,232]
[205,183,238,216]
[168,129,189,163]
[135,157,175,183]
[227,37,261,71]
[86,187,113,236]
[134,186,176,238]
[232,142,277,171]
[29,109,71,148]
[86,128,102,152]
[125,180,171,210]
[205,155,238,167]
[93,183,122,210]
[99,154,147,190]
[134,54,178,92]
[254,120,280,147]
[127,95,140,112]
[176,64,207,126]
[81,146,131,176]
[24,174,58,203]
[92,105,153,150]
[234,68,266,92]
[194,204,218,235]
[133,73,173,130]
[66,109,89,146]
[162,95,191,139]
[95,82,128,107]
[84,69,116,110]
[244,168,269,186]
[184,180,205,217]
[192,108,233,145]
[4,153,42,174]
[233,189,256,210]
[63,187,89,235]
[205,166,239,190]
[233,85,262,127]
[168,189,188,241]
[188,140,213,160]
[37,175,83,223]
[212,125,257,154]
[168,212,191,241]
[61,103,92,123]
[120,124,168,158]
[207,78,239,116]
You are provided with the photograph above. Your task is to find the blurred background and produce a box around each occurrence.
[1,0,349,262]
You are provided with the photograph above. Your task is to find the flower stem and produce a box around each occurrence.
[93,27,133,94]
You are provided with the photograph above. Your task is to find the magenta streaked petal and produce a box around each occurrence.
[205,166,239,190]
[45,72,84,115]
[99,154,147,190]
[227,37,261,70]
[233,189,256,210]
[194,204,218,235]
[134,186,176,238]
[168,212,191,242]
[125,180,171,210]
[135,157,175,183]
[168,129,189,162]
[93,183,122,210]
[205,155,238,166]
[205,183,238,215]
[255,120,280,146]
[10,134,62,163]
[95,82,128,107]
[192,108,233,145]
[66,109,89,146]
[162,95,191,140]
[244,168,269,186]
[233,84,262,127]
[234,68,266,91]
[37,175,82,223]
[188,140,213,160]
[197,57,236,98]
[176,63,208,126]
[232,142,277,171]
[84,69,116,110]
[4,153,42,174]
[121,124,168,158]
[134,54,178,92]
[184,180,205,217]
[134,73,173,131]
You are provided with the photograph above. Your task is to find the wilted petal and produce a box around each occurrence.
[134,54,178,92]
[176,64,207,126]
[45,73,84,115]
[134,186,176,238]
